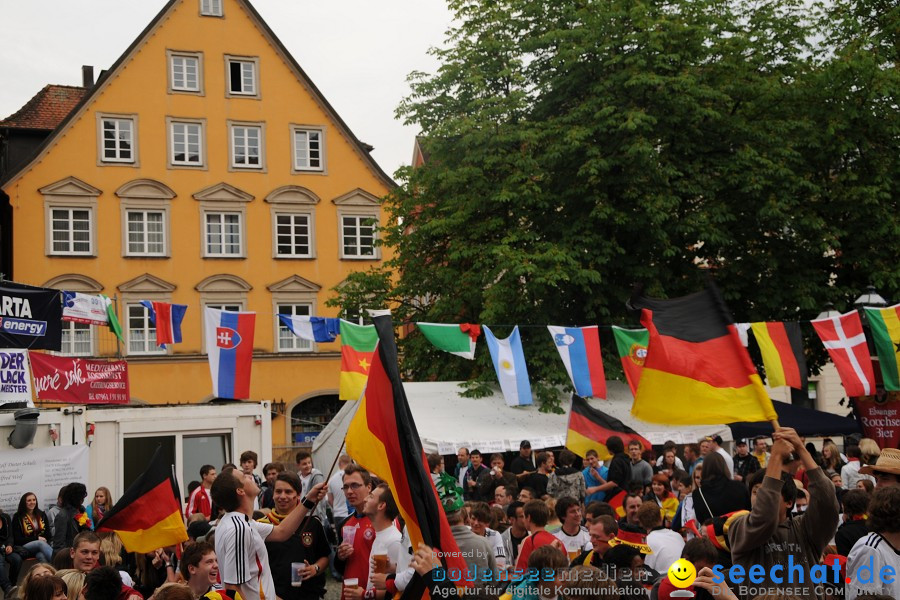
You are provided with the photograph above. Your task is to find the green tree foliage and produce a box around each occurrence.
[330,0,899,410]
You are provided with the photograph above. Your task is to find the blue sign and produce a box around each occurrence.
[294,431,320,444]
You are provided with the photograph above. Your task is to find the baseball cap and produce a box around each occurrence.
[736,439,748,446]
[520,440,531,449]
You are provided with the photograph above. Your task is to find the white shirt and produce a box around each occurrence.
[458,465,469,488]
[328,470,349,520]
[716,447,735,477]
[216,511,275,600]
[554,525,593,555]
[645,528,686,573]
[367,525,402,591]
[394,526,415,592]
[847,532,900,600]
[482,527,507,568]
[841,460,875,490]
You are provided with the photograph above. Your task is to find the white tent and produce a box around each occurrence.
[312,380,732,472]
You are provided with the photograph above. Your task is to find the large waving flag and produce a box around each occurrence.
[279,315,340,343]
[96,446,187,552]
[812,311,876,396]
[629,285,776,425]
[483,326,533,406]
[612,326,649,397]
[750,322,807,389]
[140,301,187,346]
[345,314,471,596]
[205,307,255,400]
[548,325,606,398]
[864,305,900,391]
[417,322,480,359]
[566,394,651,460]
[339,320,378,400]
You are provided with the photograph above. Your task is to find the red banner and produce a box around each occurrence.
[29,352,129,404]
[855,393,900,449]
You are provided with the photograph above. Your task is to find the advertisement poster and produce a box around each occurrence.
[0,349,33,406]
[0,445,89,513]
[62,291,109,326]
[0,282,62,350]
[855,393,900,449]
[30,352,129,404]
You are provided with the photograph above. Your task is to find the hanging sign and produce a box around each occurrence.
[30,352,129,404]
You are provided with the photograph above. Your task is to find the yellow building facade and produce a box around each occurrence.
[1,0,393,459]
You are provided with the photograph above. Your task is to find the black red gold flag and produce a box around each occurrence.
[566,394,651,460]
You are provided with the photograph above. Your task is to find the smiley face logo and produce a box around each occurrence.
[667,559,697,588]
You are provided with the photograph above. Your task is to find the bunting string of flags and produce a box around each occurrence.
[11,283,900,410]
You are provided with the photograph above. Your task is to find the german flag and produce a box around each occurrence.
[345,314,470,595]
[566,394,651,460]
[750,322,807,390]
[629,284,777,425]
[96,447,187,553]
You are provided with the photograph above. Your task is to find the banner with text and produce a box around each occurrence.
[0,282,62,350]
[0,445,89,513]
[0,349,33,406]
[62,292,109,326]
[30,353,129,404]
[855,394,900,450]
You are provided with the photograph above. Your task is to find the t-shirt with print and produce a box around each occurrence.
[366,526,402,591]
[216,511,275,600]
[553,525,592,560]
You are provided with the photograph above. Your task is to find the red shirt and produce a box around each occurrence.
[338,513,375,590]
[515,530,558,571]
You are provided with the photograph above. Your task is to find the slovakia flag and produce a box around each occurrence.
[547,325,607,399]
[140,301,187,346]
[205,307,255,399]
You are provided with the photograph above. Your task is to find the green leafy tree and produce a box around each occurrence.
[330,0,899,410]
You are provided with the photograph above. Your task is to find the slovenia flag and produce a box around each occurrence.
[547,325,606,399]
[483,325,532,406]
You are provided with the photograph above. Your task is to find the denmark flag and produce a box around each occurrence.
[811,311,876,397]
[205,307,255,399]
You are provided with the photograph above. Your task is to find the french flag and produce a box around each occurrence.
[140,301,187,346]
[548,325,607,399]
[205,307,255,400]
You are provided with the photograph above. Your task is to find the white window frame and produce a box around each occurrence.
[200,0,223,17]
[228,121,265,171]
[291,126,325,173]
[275,303,313,353]
[203,211,244,258]
[167,117,206,169]
[225,55,260,98]
[48,206,95,256]
[59,320,95,356]
[125,210,167,257]
[117,180,174,259]
[97,113,138,165]
[339,214,378,260]
[168,50,204,95]
[275,212,315,258]
[126,303,166,356]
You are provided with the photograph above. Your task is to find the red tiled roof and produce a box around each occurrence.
[0,85,87,130]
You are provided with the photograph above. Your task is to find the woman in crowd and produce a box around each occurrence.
[24,574,67,600]
[56,569,85,600]
[19,563,57,600]
[859,438,881,467]
[821,441,846,474]
[857,478,875,494]
[85,488,114,530]
[645,473,679,526]
[692,452,750,524]
[657,449,679,479]
[13,492,54,563]
[52,484,89,552]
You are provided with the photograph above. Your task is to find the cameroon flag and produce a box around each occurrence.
[864,305,900,391]
[612,326,649,397]
[750,322,807,389]
[345,314,470,595]
[566,394,651,460]
[339,320,378,400]
[96,447,187,553]
[630,284,776,425]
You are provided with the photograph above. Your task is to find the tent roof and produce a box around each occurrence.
[312,381,732,471]
[729,400,861,439]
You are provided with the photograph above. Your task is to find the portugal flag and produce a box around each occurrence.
[339,320,378,400]
[566,394,651,460]
[629,284,776,425]
[612,326,649,397]
[96,447,187,553]
[345,314,470,594]
[750,322,807,390]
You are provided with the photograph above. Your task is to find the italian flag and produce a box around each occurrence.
[864,305,900,391]
[416,322,480,360]
[612,326,649,397]
[339,320,378,400]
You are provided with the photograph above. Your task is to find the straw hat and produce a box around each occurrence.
[860,448,900,476]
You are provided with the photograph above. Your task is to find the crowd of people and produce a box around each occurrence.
[1,434,898,600]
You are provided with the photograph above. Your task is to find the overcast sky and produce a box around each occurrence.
[0,0,453,177]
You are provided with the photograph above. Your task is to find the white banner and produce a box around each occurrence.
[0,445,89,513]
[0,349,33,406]
[62,291,109,326]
